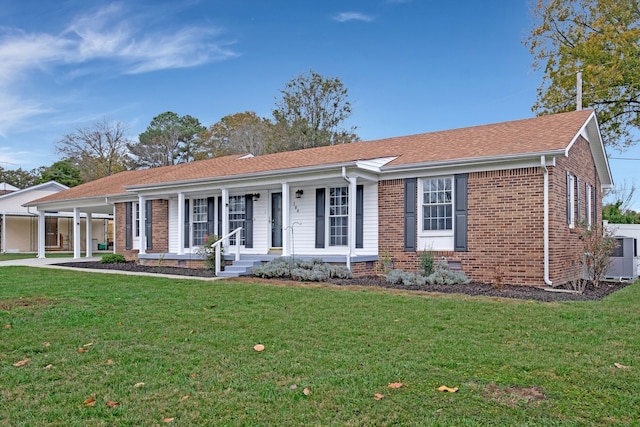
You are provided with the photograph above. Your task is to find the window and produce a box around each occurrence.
[586,183,592,228]
[192,198,208,246]
[566,172,575,227]
[229,195,246,245]
[576,177,581,223]
[134,202,140,237]
[329,186,349,246]
[422,177,452,231]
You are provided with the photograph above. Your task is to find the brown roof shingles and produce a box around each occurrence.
[31,110,594,205]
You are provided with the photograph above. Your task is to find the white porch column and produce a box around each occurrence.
[112,205,116,253]
[85,212,93,257]
[348,176,358,262]
[1,213,6,254]
[282,182,291,256]
[138,196,146,255]
[37,211,46,258]
[221,188,229,253]
[73,208,81,259]
[177,192,185,255]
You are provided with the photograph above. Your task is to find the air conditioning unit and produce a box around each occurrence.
[605,236,638,280]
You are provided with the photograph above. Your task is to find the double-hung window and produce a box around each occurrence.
[422,177,453,231]
[586,183,592,229]
[329,186,349,246]
[134,202,140,237]
[229,195,246,245]
[566,172,575,227]
[192,198,208,246]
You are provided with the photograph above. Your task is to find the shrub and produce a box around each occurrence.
[251,257,352,281]
[386,258,471,286]
[194,235,223,270]
[419,251,435,276]
[101,253,126,264]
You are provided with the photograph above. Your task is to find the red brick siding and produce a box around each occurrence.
[114,200,169,260]
[374,153,599,287]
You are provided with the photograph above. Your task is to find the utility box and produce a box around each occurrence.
[605,236,638,280]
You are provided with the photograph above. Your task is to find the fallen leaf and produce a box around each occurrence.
[117,321,122,326]
[105,400,119,408]
[3,324,12,329]
[388,382,403,389]
[374,393,384,400]
[614,362,630,369]
[436,385,459,393]
[181,395,190,400]
[134,382,145,388]
[254,344,265,352]
[43,342,50,347]
[77,348,87,353]
[82,397,96,407]
[163,417,175,423]
[190,373,197,379]
[106,359,114,365]
[290,384,297,390]
[83,342,94,347]
[12,358,30,367]
[303,387,311,396]
[44,364,53,370]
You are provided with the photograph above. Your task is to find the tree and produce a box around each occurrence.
[129,112,206,168]
[269,69,359,152]
[56,118,131,182]
[527,0,640,149]
[37,160,83,187]
[0,166,39,189]
[603,200,640,223]
[197,112,273,159]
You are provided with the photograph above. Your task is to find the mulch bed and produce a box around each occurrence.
[57,261,632,302]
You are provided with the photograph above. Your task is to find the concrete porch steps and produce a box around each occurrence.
[217,259,262,278]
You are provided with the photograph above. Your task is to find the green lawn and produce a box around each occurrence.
[1,267,639,426]
[0,253,74,262]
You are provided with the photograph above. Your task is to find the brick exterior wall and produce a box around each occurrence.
[374,137,601,287]
[114,200,169,261]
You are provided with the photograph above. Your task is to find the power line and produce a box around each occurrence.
[609,157,640,161]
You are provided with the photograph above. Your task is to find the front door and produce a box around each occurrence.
[45,217,58,247]
[271,192,283,248]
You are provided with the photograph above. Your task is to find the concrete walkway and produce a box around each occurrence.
[0,256,223,281]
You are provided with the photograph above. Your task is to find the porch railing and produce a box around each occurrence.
[209,227,243,275]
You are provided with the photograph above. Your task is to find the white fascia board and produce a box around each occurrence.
[381,151,565,176]
[564,112,613,189]
[0,181,69,201]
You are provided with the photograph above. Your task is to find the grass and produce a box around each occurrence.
[1,267,639,426]
[0,253,74,262]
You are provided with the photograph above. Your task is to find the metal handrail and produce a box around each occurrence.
[209,227,243,275]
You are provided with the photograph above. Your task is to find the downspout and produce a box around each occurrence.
[541,156,553,286]
[342,167,352,271]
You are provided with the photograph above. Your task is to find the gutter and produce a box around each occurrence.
[541,155,553,286]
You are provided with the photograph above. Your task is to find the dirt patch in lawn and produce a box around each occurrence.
[483,383,547,407]
[0,297,56,311]
[57,261,632,302]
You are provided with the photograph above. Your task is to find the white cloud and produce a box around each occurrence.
[0,2,239,134]
[332,12,374,23]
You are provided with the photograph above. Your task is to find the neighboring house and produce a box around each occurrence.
[27,110,612,287]
[0,181,113,254]
[604,221,640,279]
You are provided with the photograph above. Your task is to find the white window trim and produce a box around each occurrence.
[418,176,455,237]
[328,186,349,247]
[133,202,140,238]
[586,183,592,229]
[568,174,575,228]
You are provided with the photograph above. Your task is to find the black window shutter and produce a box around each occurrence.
[145,200,153,250]
[217,196,222,236]
[356,185,364,249]
[315,188,326,248]
[404,178,417,252]
[184,198,190,248]
[125,202,132,250]
[245,195,253,248]
[207,197,215,236]
[454,174,468,252]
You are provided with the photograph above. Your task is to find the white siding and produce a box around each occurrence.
[168,197,179,253]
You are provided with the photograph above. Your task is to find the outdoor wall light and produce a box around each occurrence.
[295,189,304,198]
[252,193,260,201]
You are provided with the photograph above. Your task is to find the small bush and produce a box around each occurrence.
[101,253,126,264]
[251,257,352,281]
[386,258,470,286]
[419,251,435,276]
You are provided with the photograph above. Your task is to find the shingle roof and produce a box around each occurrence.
[30,110,595,205]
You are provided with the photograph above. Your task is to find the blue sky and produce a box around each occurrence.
[0,0,638,208]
